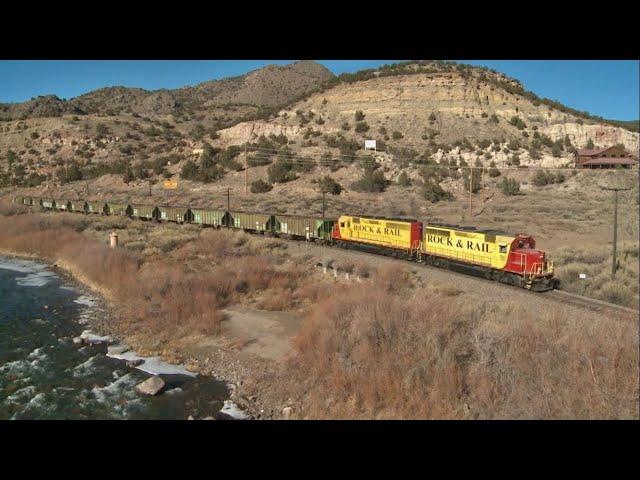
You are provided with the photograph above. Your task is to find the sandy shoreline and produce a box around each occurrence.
[0,248,259,420]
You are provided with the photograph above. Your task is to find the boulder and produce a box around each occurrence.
[135,376,166,396]
[72,337,83,345]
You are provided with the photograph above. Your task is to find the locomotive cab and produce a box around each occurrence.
[507,234,554,280]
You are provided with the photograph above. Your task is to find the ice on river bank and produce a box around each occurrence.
[0,258,57,287]
[219,400,250,420]
[107,346,197,378]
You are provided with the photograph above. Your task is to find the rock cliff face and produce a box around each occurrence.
[540,123,638,154]
[1,61,636,188]
[215,69,637,166]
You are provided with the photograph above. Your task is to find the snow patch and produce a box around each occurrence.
[219,400,250,420]
[0,258,43,274]
[16,270,57,287]
[107,348,197,377]
[80,330,113,345]
[74,295,97,307]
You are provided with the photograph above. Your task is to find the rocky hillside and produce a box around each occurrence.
[1,60,637,194]
[217,62,639,169]
[0,61,335,120]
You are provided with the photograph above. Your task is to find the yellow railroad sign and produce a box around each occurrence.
[163,179,178,189]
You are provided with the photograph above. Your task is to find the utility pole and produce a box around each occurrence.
[322,191,326,220]
[601,187,630,278]
[244,144,248,195]
[469,167,473,217]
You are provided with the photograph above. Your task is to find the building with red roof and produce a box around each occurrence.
[574,145,637,169]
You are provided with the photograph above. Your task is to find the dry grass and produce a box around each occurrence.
[0,197,28,216]
[0,211,311,345]
[0,213,223,339]
[2,207,637,419]
[554,243,639,309]
[287,269,639,419]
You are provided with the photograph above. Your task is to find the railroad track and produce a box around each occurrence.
[545,289,639,317]
[307,238,639,318]
[24,206,640,319]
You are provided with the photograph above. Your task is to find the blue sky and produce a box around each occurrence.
[0,60,637,120]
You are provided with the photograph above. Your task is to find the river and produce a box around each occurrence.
[0,255,231,420]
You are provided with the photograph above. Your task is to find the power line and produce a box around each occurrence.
[238,149,638,174]
[240,146,639,173]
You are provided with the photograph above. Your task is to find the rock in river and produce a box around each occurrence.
[135,376,166,396]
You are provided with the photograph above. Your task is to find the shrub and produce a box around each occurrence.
[351,168,388,192]
[122,167,135,184]
[56,163,83,184]
[30,131,39,139]
[250,179,273,193]
[532,170,566,186]
[507,139,520,151]
[95,123,110,138]
[501,177,520,195]
[180,159,199,180]
[190,123,206,140]
[355,110,365,121]
[218,146,243,171]
[268,158,298,183]
[247,154,272,167]
[397,171,411,186]
[392,131,403,140]
[489,114,499,124]
[422,180,452,203]
[462,167,482,193]
[319,176,342,195]
[509,116,527,130]
[133,162,150,180]
[586,138,595,149]
[355,121,370,133]
[341,122,351,131]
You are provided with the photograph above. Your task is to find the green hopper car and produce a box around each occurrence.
[53,199,71,211]
[41,198,56,209]
[269,214,335,241]
[87,201,107,214]
[131,204,158,220]
[69,200,88,213]
[228,211,274,232]
[106,203,132,216]
[157,206,193,223]
[190,208,228,227]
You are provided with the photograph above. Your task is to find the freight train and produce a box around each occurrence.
[13,195,556,291]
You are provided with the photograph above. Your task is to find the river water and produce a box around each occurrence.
[0,256,230,420]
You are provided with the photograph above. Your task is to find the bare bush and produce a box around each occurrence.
[288,285,638,419]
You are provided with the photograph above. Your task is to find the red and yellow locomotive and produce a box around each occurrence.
[332,215,555,291]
